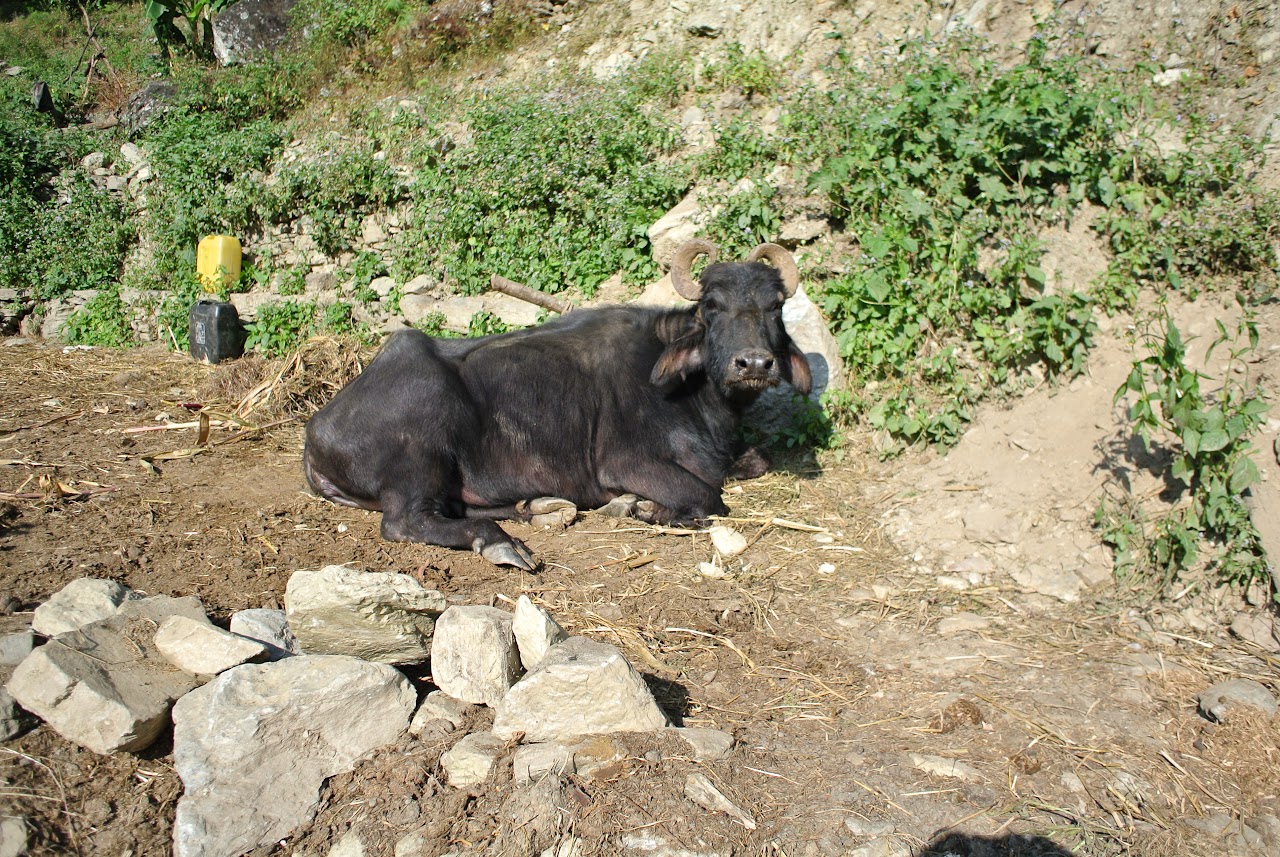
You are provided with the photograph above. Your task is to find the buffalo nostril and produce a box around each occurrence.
[735,353,774,373]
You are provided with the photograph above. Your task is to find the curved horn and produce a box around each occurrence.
[746,243,800,297]
[670,239,719,301]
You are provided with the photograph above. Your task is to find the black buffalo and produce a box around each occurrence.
[302,240,812,569]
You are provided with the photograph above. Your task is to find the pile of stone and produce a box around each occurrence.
[2,567,736,857]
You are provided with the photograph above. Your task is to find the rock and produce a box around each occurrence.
[0,818,28,857]
[685,18,722,38]
[684,772,756,829]
[370,275,399,298]
[708,526,747,558]
[845,838,911,857]
[80,152,105,171]
[31,577,137,637]
[647,192,708,272]
[408,690,474,735]
[328,830,365,857]
[6,613,200,754]
[513,742,576,785]
[1009,564,1084,603]
[963,505,1023,545]
[0,687,29,741]
[1230,613,1280,652]
[431,606,522,706]
[0,629,33,666]
[440,731,507,788]
[155,615,268,675]
[778,214,830,246]
[1248,814,1280,849]
[394,831,429,857]
[401,274,434,296]
[212,0,297,66]
[909,754,982,782]
[172,655,415,857]
[284,565,446,665]
[229,608,300,660]
[936,612,991,635]
[1196,679,1278,723]
[512,596,568,671]
[121,82,176,134]
[119,142,146,168]
[493,636,668,743]
[844,816,895,837]
[668,726,734,761]
[118,594,210,625]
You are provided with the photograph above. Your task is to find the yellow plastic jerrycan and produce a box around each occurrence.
[196,235,242,291]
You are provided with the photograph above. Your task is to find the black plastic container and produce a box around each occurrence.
[188,299,244,364]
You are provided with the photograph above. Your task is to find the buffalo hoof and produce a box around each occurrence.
[599,494,640,518]
[475,537,537,571]
[522,497,578,529]
[598,494,666,523]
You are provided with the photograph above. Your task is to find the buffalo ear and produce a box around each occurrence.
[785,344,813,395]
[651,339,704,386]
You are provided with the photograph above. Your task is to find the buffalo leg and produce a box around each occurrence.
[603,461,728,526]
[379,489,537,571]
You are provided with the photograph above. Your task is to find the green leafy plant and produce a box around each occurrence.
[1108,304,1270,591]
[703,42,783,99]
[145,0,233,60]
[466,311,510,337]
[63,290,135,347]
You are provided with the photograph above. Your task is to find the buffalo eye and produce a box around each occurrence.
[700,296,722,313]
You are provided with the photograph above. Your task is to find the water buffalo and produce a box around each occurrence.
[302,240,812,570]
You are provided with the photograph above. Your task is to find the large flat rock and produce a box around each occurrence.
[172,655,416,857]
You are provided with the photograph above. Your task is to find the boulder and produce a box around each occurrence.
[492,637,668,743]
[212,0,296,66]
[155,615,268,675]
[408,690,474,736]
[431,606,523,706]
[284,566,446,665]
[172,655,415,857]
[31,577,137,637]
[6,613,200,754]
[512,595,568,671]
[647,191,708,272]
[440,731,507,788]
[229,608,300,660]
[1197,679,1278,723]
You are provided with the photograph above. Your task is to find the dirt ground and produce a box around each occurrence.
[0,310,1277,857]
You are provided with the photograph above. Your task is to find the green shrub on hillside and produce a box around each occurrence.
[397,84,688,295]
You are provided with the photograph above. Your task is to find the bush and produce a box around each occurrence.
[396,81,688,295]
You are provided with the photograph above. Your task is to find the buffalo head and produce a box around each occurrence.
[651,240,812,404]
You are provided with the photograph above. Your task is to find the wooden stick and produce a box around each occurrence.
[489,275,573,315]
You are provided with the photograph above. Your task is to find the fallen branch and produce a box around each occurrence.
[489,275,573,315]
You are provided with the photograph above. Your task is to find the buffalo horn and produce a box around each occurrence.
[746,243,800,297]
[670,239,719,301]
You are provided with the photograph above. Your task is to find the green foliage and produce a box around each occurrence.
[466,311,510,337]
[142,111,285,279]
[266,145,404,256]
[412,311,456,338]
[63,289,135,347]
[1106,305,1270,591]
[4,169,134,300]
[397,81,688,296]
[145,0,233,60]
[703,42,783,98]
[243,299,374,356]
[292,0,408,48]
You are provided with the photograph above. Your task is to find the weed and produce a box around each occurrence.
[703,42,783,98]
[243,299,375,356]
[466,310,510,337]
[1107,303,1270,593]
[63,289,134,347]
